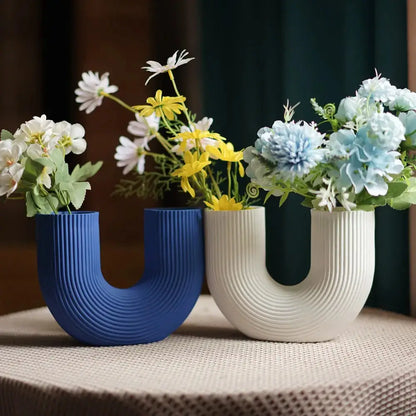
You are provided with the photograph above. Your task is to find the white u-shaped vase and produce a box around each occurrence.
[204,207,375,342]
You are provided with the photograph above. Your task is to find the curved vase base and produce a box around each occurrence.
[205,207,375,342]
[36,209,205,346]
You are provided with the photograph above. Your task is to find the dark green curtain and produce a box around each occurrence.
[199,0,409,314]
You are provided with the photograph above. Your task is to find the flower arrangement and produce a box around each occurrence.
[0,115,102,216]
[244,72,416,211]
[75,50,252,211]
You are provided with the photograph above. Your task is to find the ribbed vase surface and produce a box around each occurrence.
[205,207,375,342]
[36,208,204,346]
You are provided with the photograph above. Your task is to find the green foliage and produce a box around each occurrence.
[113,156,180,200]
[388,177,416,210]
[17,149,102,217]
[1,129,14,141]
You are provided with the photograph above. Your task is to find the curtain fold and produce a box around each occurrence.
[199,0,409,313]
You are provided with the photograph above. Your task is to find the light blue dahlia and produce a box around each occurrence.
[254,120,326,181]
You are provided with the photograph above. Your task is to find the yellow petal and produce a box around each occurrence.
[205,145,221,159]
[199,152,210,163]
[181,177,195,197]
[238,161,245,177]
[155,89,163,102]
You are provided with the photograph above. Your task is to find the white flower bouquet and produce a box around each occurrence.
[75,50,253,211]
[244,72,416,211]
[0,115,102,216]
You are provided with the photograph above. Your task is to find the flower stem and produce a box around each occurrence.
[168,70,193,127]
[227,161,231,197]
[154,131,178,161]
[161,113,178,137]
[207,166,221,198]
[101,92,136,114]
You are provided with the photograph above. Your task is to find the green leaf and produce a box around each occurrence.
[354,204,375,212]
[384,181,408,199]
[406,177,416,192]
[263,191,273,204]
[1,129,14,141]
[279,191,289,207]
[54,162,71,183]
[301,198,313,208]
[49,148,65,169]
[23,158,44,179]
[33,156,56,169]
[25,192,38,217]
[28,191,57,215]
[71,161,103,182]
[69,182,91,209]
[388,191,416,210]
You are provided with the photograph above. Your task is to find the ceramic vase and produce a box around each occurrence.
[204,207,375,342]
[36,208,204,346]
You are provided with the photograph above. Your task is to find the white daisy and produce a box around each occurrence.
[26,133,59,159]
[127,112,160,141]
[53,121,87,155]
[14,114,54,150]
[114,136,149,175]
[181,117,213,133]
[0,163,24,197]
[0,140,23,172]
[142,50,194,85]
[75,71,118,114]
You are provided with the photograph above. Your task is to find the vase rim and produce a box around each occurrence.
[36,211,98,217]
[204,206,264,214]
[144,207,202,212]
[311,208,375,217]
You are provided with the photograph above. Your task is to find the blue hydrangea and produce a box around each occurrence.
[388,88,416,112]
[327,122,404,196]
[327,129,357,158]
[254,120,326,181]
[364,112,405,150]
[336,147,403,196]
[335,96,367,123]
[357,74,397,103]
[399,111,416,147]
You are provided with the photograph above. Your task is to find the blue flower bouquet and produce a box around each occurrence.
[244,72,416,211]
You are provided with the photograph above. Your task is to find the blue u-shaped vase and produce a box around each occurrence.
[36,208,204,346]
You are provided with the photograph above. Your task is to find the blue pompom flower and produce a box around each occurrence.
[255,120,326,181]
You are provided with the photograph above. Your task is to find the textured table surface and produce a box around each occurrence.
[0,295,416,416]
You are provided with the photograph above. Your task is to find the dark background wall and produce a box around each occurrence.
[0,0,410,314]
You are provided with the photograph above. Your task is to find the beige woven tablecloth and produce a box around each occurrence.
[0,295,416,416]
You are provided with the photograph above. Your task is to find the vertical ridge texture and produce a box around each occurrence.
[205,207,375,342]
[36,209,204,346]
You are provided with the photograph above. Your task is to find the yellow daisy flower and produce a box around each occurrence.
[204,195,243,211]
[133,90,186,120]
[205,141,245,177]
[171,151,211,197]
